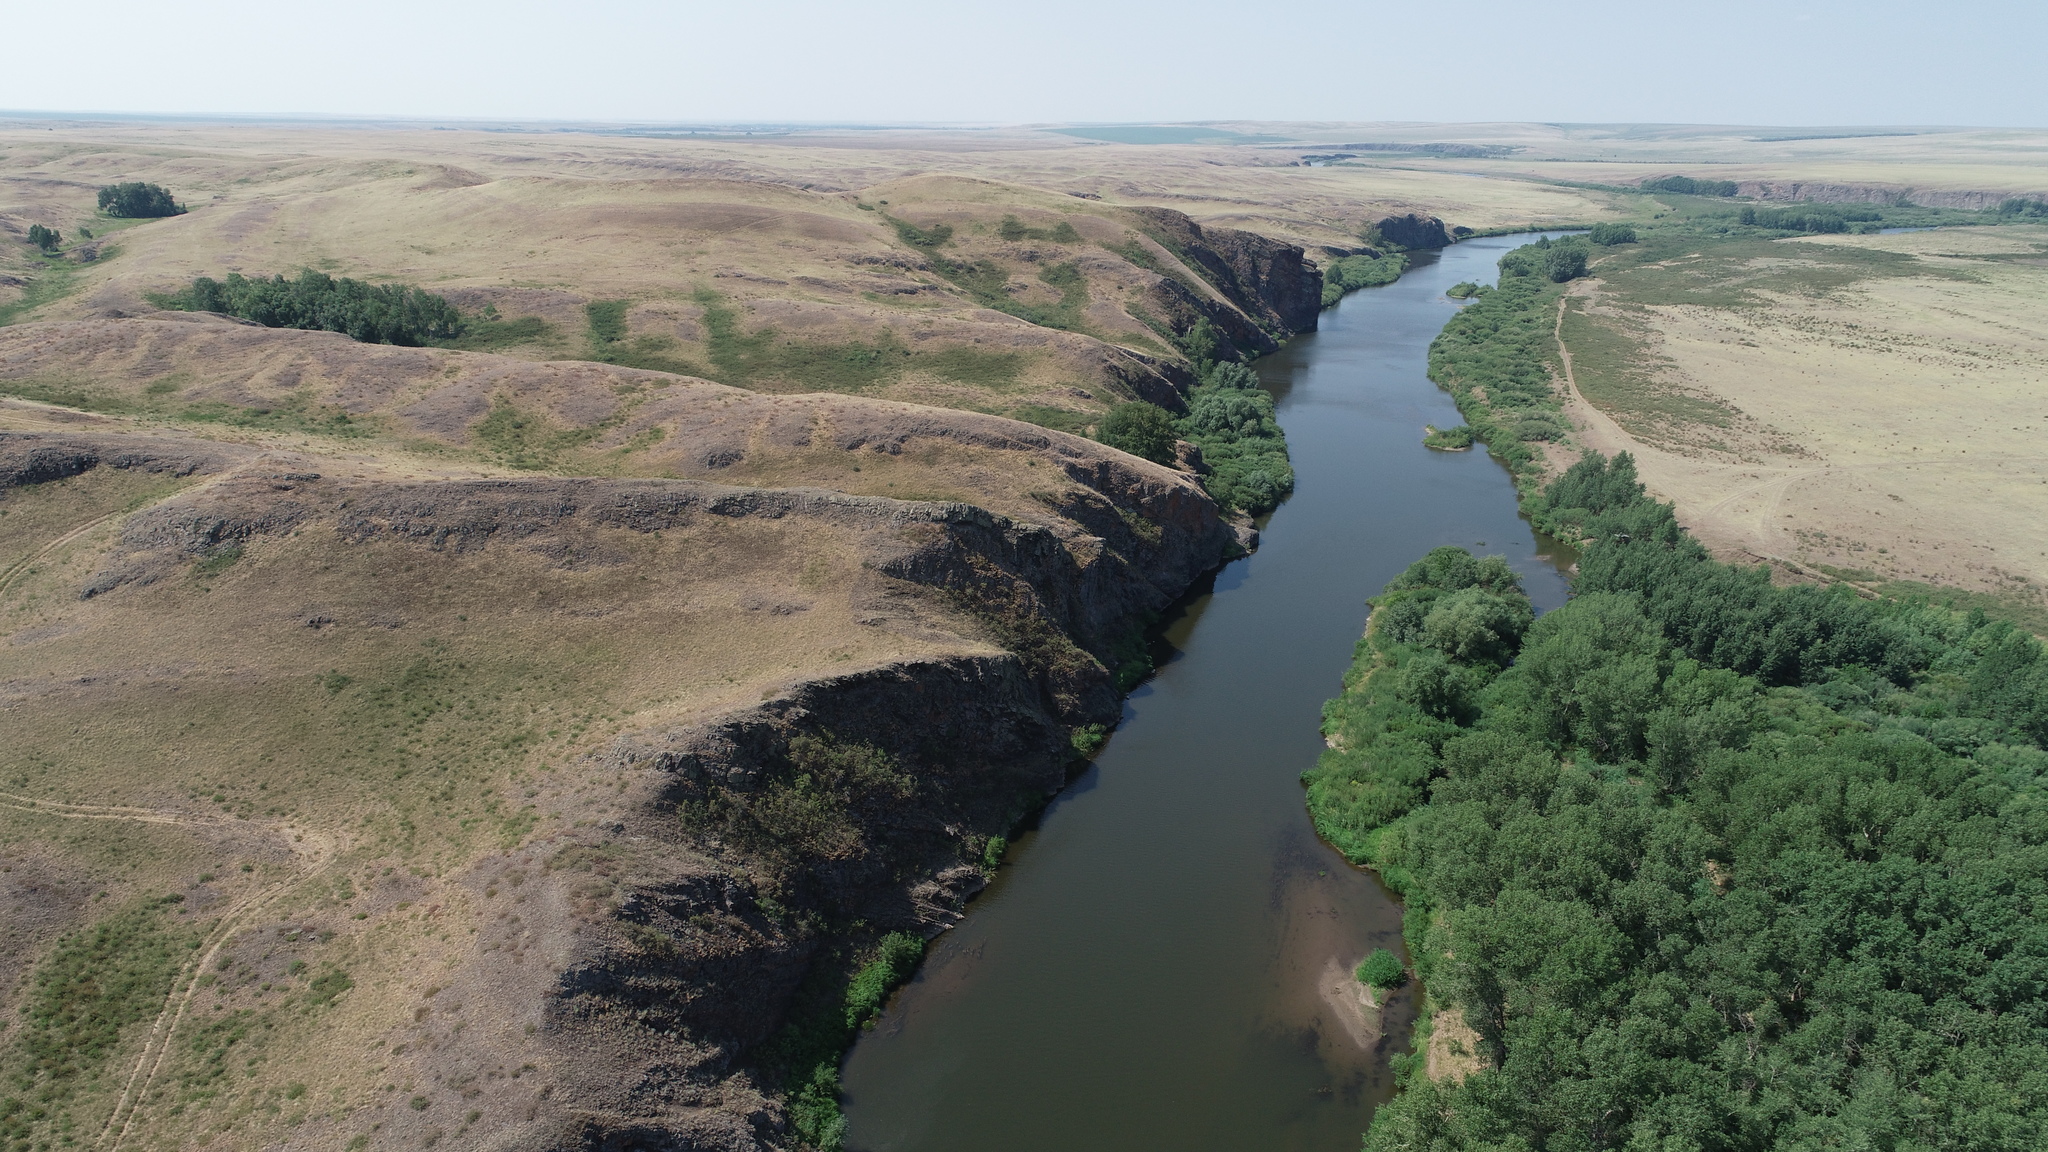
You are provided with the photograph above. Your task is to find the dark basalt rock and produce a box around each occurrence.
[1369,213,1453,251]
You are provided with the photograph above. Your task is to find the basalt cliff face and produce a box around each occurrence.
[1126,206,1323,361]
[1367,213,1453,252]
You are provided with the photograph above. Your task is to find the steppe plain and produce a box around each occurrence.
[1,117,2046,1152]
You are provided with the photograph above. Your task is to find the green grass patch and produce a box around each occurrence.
[1005,404,1094,435]
[0,901,202,1150]
[693,290,1021,393]
[436,313,553,353]
[0,261,82,327]
[582,300,701,375]
[1557,298,1741,446]
[0,378,379,440]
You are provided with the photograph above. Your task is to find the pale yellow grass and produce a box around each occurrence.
[1563,226,2048,594]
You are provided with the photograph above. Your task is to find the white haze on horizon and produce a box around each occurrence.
[1,0,2042,130]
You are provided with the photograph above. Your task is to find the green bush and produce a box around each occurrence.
[1422,424,1474,450]
[1356,949,1407,990]
[162,270,464,346]
[844,933,923,1030]
[97,181,185,218]
[24,224,60,252]
[1320,253,1408,305]
[1096,401,1180,464]
[1445,281,1490,300]
[1587,223,1637,245]
[1174,361,1294,514]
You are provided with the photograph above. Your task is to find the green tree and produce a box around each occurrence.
[1096,401,1180,464]
[24,224,60,252]
[1542,244,1588,282]
[96,182,184,218]
[1356,949,1408,991]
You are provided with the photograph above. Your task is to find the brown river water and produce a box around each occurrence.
[840,233,1577,1151]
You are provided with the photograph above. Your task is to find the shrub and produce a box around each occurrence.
[24,224,60,252]
[97,182,184,218]
[1097,401,1180,464]
[1445,281,1490,300]
[1588,223,1637,245]
[1356,949,1407,990]
[1423,424,1474,450]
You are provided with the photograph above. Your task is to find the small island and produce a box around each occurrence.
[1422,423,1475,450]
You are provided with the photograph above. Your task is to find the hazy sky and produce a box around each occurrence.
[5,0,2043,127]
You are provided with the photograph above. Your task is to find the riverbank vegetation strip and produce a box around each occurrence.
[1096,360,1294,517]
[1308,453,2048,1150]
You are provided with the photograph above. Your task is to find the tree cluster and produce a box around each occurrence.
[1640,175,1739,197]
[1309,457,2048,1152]
[96,182,184,218]
[1737,205,1882,234]
[1587,223,1637,246]
[165,270,465,346]
[1176,361,1293,514]
[1094,361,1295,516]
[1321,253,1408,306]
[23,225,60,252]
[1426,247,1572,469]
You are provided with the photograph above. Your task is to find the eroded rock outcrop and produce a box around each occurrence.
[1368,213,1453,251]
[1125,207,1322,360]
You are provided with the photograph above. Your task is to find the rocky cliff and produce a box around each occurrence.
[1366,213,1453,252]
[1125,207,1322,361]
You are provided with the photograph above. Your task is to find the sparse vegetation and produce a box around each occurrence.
[0,902,198,1152]
[996,215,1082,243]
[762,931,926,1152]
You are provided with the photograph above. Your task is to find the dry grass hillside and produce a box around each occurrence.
[0,345,1231,1150]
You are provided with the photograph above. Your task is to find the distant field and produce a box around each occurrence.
[1556,221,2048,617]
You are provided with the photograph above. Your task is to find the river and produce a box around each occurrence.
[840,233,1577,1151]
